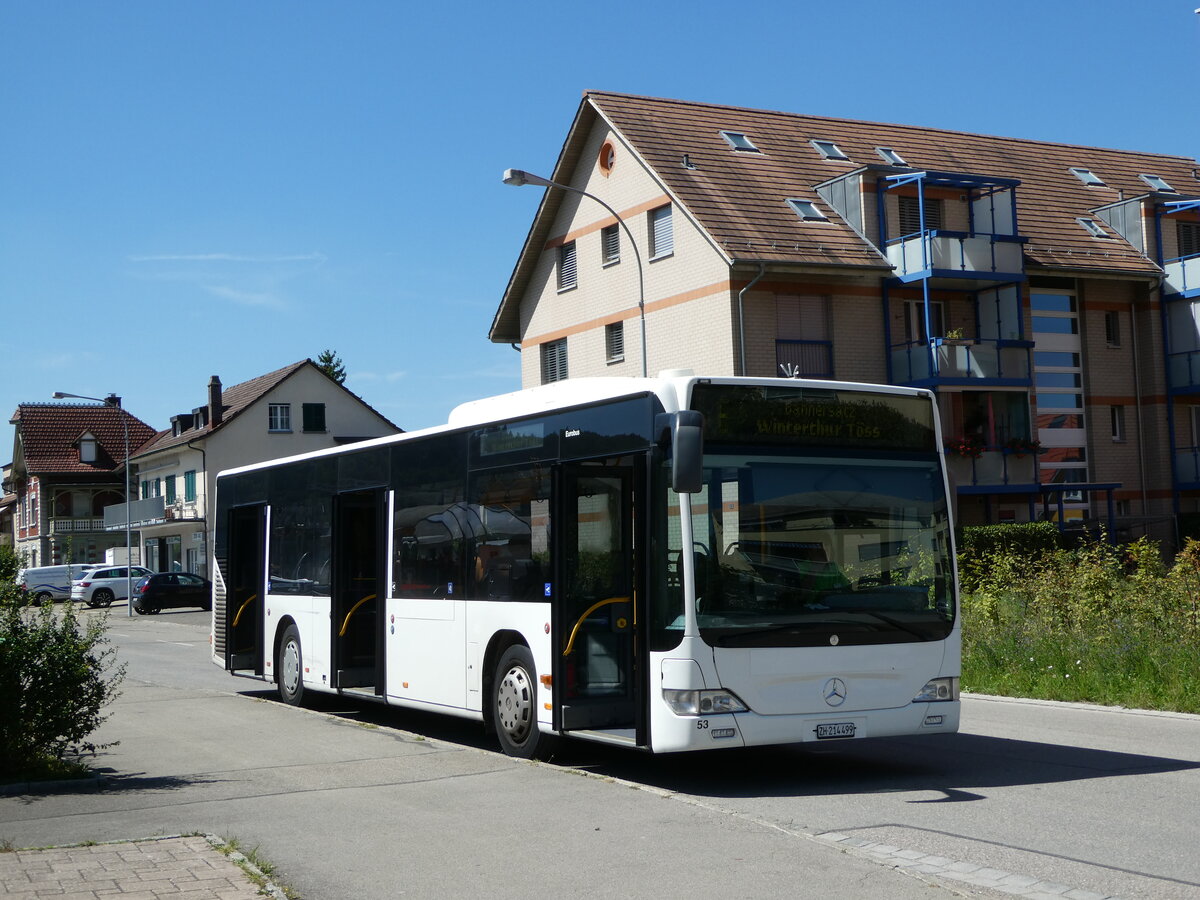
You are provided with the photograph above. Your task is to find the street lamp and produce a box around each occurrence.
[503,168,648,378]
[52,391,135,618]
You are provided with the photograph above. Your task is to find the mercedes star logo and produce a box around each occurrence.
[823,677,847,707]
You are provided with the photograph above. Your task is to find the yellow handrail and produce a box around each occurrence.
[562,596,630,657]
[339,594,377,637]
[231,594,257,628]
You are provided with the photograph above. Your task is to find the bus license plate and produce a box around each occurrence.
[816,722,856,740]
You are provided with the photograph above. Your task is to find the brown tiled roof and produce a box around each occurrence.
[493,91,1200,342]
[11,403,157,476]
[590,91,1198,272]
[133,359,400,458]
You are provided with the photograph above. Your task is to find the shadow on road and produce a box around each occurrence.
[245,688,1200,802]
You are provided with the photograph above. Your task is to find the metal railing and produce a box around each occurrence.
[945,448,1038,487]
[891,339,1030,383]
[886,231,1024,280]
[1164,253,1200,297]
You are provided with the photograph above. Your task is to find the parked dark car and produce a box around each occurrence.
[132,572,212,614]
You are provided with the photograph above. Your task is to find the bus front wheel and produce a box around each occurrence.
[492,645,553,759]
[278,624,305,706]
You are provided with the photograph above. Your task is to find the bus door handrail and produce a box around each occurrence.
[231,594,257,628]
[562,596,631,657]
[339,593,377,637]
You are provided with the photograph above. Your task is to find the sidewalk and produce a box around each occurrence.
[0,834,287,899]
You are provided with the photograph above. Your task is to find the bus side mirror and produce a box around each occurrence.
[656,411,704,494]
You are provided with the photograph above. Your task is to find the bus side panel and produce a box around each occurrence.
[385,597,467,709]
[264,593,330,692]
[464,602,553,724]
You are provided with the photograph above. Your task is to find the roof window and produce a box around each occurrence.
[1140,174,1176,193]
[1069,167,1106,187]
[875,146,908,166]
[720,131,760,153]
[811,139,849,160]
[787,198,828,222]
[1077,217,1111,239]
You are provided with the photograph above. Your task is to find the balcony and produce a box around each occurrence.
[776,339,832,379]
[1164,254,1200,299]
[49,516,107,533]
[1176,447,1200,487]
[887,231,1025,284]
[946,448,1038,490]
[891,338,1031,386]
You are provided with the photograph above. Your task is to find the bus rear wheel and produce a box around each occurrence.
[492,645,554,759]
[278,624,305,706]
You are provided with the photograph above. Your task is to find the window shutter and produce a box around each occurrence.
[650,205,673,257]
[606,322,624,361]
[541,339,568,383]
[602,225,620,263]
[1180,222,1200,259]
[558,242,577,289]
[898,196,942,235]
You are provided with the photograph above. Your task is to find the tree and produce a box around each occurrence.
[316,349,346,385]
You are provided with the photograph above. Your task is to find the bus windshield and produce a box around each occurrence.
[683,383,955,648]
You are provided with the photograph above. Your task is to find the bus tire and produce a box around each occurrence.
[492,644,553,759]
[278,624,305,706]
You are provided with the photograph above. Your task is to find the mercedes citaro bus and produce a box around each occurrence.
[212,374,960,757]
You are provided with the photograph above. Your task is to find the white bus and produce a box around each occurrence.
[211,374,960,757]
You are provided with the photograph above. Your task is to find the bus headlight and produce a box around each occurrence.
[663,689,748,715]
[913,677,959,702]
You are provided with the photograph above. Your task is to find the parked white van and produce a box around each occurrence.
[17,564,101,605]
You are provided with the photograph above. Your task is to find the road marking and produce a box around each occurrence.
[155,640,195,647]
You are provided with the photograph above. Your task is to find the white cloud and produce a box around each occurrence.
[205,285,286,309]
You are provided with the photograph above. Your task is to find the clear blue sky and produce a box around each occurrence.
[3,1,1198,455]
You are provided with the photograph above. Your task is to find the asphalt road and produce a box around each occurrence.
[3,605,1198,899]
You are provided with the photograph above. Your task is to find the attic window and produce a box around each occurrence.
[1140,174,1176,193]
[720,131,760,153]
[811,140,849,161]
[598,141,616,176]
[80,434,97,464]
[1077,217,1111,239]
[1069,167,1106,187]
[787,198,828,222]
[875,147,908,166]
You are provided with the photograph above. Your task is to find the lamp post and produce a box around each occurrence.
[52,391,134,618]
[503,168,648,378]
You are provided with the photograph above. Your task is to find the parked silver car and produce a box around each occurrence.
[70,566,153,608]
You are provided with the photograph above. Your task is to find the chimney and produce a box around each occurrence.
[208,376,223,427]
[104,394,122,408]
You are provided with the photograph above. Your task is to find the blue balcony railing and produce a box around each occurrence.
[776,339,833,378]
[1164,253,1200,298]
[886,231,1024,282]
[891,339,1030,384]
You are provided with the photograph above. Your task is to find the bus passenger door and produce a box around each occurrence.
[226,504,266,674]
[555,461,640,737]
[332,489,386,695]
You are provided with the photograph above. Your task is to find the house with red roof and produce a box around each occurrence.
[6,396,157,568]
[494,91,1200,544]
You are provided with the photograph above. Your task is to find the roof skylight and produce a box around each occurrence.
[875,146,908,166]
[1069,167,1106,186]
[720,131,760,152]
[1077,217,1111,239]
[787,198,828,222]
[1140,174,1176,192]
[811,139,849,160]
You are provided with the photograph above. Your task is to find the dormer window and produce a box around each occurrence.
[811,139,849,160]
[1140,174,1176,193]
[875,146,908,166]
[1077,217,1111,239]
[79,434,98,463]
[720,131,760,153]
[786,198,828,222]
[1069,167,1106,186]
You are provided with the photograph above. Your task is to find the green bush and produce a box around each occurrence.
[957,522,1063,592]
[0,581,125,781]
[0,544,20,585]
[960,535,1200,712]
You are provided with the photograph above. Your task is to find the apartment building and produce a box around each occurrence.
[493,91,1200,544]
